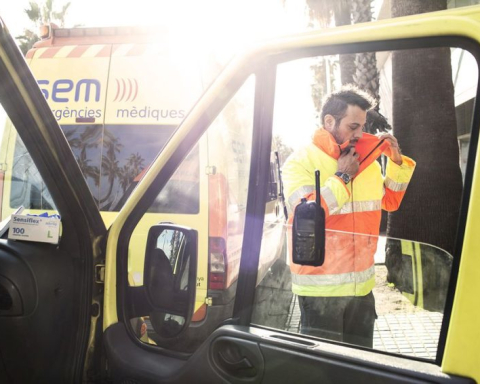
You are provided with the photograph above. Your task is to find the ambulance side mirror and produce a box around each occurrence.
[144,224,197,339]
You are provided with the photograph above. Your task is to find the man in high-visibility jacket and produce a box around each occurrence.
[283,86,415,347]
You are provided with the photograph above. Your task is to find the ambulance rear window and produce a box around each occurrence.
[62,123,198,214]
[10,123,200,214]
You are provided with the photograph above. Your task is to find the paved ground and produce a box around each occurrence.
[373,312,442,359]
[284,266,443,359]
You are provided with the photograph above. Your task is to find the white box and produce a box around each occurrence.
[8,214,60,244]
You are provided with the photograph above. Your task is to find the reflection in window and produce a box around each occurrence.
[252,46,477,361]
[10,135,55,210]
[59,124,193,212]
[61,124,102,203]
[156,229,186,271]
[11,123,196,213]
[128,75,256,352]
[147,145,200,214]
[99,125,176,212]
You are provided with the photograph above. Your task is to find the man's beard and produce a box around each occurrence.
[331,126,344,145]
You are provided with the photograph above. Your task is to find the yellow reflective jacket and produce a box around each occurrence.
[283,128,416,297]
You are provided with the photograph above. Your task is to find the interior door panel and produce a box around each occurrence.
[104,324,473,384]
[0,236,82,383]
[0,17,106,383]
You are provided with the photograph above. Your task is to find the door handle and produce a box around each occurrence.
[211,337,263,379]
[217,351,254,372]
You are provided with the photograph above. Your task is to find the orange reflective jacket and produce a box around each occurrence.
[283,128,416,297]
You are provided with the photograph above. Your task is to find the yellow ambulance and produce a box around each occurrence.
[0,25,287,337]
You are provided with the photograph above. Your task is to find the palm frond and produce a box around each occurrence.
[52,2,70,26]
[365,109,390,134]
[25,1,41,23]
[307,0,351,27]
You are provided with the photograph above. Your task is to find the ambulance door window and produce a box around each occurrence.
[126,76,256,352]
[250,46,478,361]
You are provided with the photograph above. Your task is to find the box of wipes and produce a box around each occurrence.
[8,213,61,244]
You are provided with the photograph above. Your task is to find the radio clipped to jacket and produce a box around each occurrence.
[292,170,326,266]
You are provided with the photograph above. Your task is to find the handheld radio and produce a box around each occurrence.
[292,170,326,266]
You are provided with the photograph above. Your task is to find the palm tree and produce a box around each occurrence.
[118,165,133,194]
[77,158,100,186]
[117,153,145,194]
[307,0,355,84]
[78,126,101,160]
[99,155,119,206]
[78,126,101,186]
[16,0,71,55]
[126,153,145,177]
[307,0,384,133]
[273,135,293,166]
[103,129,123,160]
[64,126,101,187]
[386,0,462,311]
[351,0,380,105]
[99,129,123,206]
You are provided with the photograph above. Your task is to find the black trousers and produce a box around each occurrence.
[298,292,376,348]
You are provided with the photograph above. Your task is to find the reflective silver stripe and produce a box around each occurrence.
[322,186,339,214]
[287,185,314,210]
[334,200,382,215]
[385,177,409,192]
[291,265,375,286]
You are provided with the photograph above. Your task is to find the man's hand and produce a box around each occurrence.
[337,147,359,176]
[377,133,403,165]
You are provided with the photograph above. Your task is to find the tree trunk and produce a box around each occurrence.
[351,0,380,104]
[388,0,462,254]
[353,52,379,103]
[335,5,356,85]
[386,0,463,310]
[339,54,356,85]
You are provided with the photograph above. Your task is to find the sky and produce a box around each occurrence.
[0,0,317,149]
[0,0,384,150]
[1,0,384,36]
[1,0,307,44]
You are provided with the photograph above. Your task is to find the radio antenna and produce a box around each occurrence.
[315,170,320,205]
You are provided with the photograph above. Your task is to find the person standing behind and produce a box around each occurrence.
[282,85,415,348]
